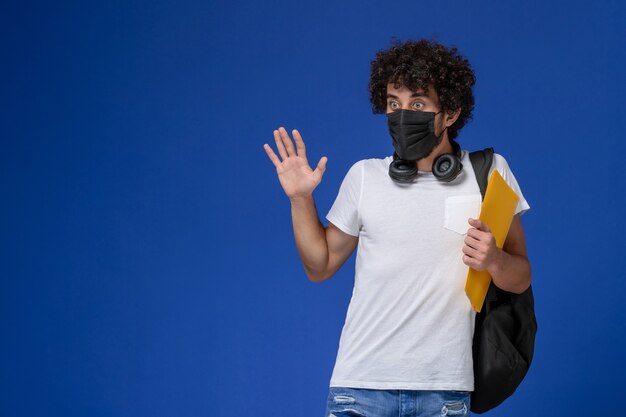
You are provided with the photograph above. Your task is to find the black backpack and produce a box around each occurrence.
[468,148,538,414]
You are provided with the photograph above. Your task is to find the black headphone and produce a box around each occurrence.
[389,140,463,183]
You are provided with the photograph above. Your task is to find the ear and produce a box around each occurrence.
[444,108,462,128]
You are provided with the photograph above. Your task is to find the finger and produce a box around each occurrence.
[464,235,481,250]
[278,127,297,157]
[273,129,288,160]
[313,156,328,181]
[469,217,490,233]
[463,254,476,267]
[462,244,480,258]
[292,129,307,159]
[466,228,483,239]
[463,255,481,270]
[263,144,281,168]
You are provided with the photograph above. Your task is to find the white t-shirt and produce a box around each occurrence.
[325,150,530,391]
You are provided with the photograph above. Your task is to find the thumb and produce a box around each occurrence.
[469,217,490,233]
[313,156,328,180]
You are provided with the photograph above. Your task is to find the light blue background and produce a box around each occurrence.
[1,1,625,416]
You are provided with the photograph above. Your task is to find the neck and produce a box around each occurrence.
[416,135,455,172]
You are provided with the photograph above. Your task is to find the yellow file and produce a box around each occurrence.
[465,170,519,312]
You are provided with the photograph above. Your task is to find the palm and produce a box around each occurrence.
[264,127,328,200]
[277,155,319,196]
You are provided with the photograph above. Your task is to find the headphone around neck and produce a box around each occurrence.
[389,140,464,183]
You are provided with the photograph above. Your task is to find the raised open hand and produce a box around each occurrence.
[263,127,328,201]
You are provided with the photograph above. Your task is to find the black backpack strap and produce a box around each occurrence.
[469,147,494,200]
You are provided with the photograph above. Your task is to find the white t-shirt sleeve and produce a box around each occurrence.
[488,153,531,216]
[326,161,364,237]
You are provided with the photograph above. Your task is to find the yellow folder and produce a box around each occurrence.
[465,170,519,312]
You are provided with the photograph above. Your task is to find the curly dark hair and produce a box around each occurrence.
[369,38,476,141]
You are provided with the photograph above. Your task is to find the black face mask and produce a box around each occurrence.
[387,109,445,161]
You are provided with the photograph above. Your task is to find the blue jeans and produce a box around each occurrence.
[324,387,471,417]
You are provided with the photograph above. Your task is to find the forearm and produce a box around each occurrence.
[290,195,329,281]
[487,250,532,294]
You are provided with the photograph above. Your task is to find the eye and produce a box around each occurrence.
[389,101,399,109]
[412,102,424,110]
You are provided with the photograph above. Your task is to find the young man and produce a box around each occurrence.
[263,39,531,417]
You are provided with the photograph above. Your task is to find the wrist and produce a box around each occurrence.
[487,247,508,277]
[289,194,314,207]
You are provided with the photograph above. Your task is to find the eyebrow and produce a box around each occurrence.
[386,92,429,99]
